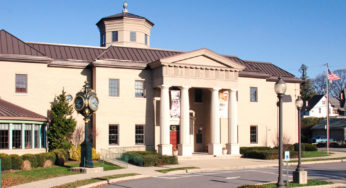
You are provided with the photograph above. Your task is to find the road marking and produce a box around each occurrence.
[225,176,240,180]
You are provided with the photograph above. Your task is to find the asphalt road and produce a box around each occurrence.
[103,162,346,188]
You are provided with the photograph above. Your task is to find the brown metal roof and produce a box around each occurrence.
[97,46,181,63]
[0,30,297,79]
[0,30,45,57]
[96,12,154,26]
[28,43,106,62]
[243,60,295,77]
[0,98,47,121]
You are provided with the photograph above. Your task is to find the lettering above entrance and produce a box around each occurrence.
[149,48,246,88]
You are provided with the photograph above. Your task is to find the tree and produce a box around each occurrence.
[48,90,76,151]
[299,64,316,101]
[314,69,346,99]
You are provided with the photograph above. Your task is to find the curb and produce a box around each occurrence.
[299,183,346,188]
[78,175,149,188]
[69,159,346,187]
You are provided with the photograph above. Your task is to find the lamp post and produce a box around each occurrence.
[74,81,99,168]
[274,77,286,188]
[295,96,303,171]
[293,96,307,184]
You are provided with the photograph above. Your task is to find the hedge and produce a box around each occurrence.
[10,154,23,170]
[121,151,178,166]
[242,150,298,160]
[294,143,317,151]
[0,154,11,170]
[240,147,273,154]
[22,154,38,168]
[0,149,68,171]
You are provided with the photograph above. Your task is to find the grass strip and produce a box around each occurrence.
[289,157,346,163]
[156,166,198,173]
[65,161,121,171]
[1,166,80,187]
[238,179,332,188]
[53,173,138,188]
[302,151,329,158]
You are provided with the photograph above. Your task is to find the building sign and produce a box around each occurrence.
[219,90,229,118]
[170,90,180,117]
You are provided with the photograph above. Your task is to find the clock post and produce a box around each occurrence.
[74,81,99,168]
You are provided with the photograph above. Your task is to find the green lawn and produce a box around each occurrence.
[53,173,138,188]
[1,161,121,187]
[1,166,79,187]
[65,161,121,171]
[156,166,198,173]
[302,151,329,158]
[238,179,332,188]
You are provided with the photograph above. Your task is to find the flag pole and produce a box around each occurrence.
[326,63,330,155]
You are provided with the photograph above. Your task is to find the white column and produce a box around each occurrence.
[208,88,222,155]
[178,86,192,156]
[158,85,173,155]
[227,89,240,155]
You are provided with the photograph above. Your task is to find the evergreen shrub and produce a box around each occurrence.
[22,154,38,168]
[0,154,11,170]
[9,154,23,170]
[35,153,46,167]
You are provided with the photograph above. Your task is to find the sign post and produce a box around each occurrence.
[284,151,290,185]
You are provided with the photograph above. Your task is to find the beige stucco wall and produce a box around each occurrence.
[236,77,300,147]
[0,61,90,149]
[0,58,300,155]
[93,67,155,152]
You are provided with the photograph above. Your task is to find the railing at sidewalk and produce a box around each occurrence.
[101,145,156,168]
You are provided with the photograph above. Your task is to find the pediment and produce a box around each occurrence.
[151,48,246,71]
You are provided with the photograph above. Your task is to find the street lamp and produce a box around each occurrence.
[74,81,99,168]
[275,77,286,188]
[293,96,307,184]
[295,96,303,171]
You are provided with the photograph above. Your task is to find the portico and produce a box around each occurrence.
[149,48,245,156]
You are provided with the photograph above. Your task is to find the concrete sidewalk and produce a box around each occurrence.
[10,151,346,188]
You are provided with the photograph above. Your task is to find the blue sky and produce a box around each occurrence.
[1,0,345,78]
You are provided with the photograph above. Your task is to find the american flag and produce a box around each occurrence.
[327,69,341,81]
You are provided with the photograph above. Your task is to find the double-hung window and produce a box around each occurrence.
[145,34,148,45]
[135,125,144,144]
[35,125,40,148]
[250,87,258,102]
[16,74,27,93]
[112,31,118,42]
[130,31,136,42]
[109,124,118,145]
[0,124,9,149]
[25,124,32,148]
[12,124,22,149]
[135,80,145,97]
[250,126,258,144]
[109,79,119,96]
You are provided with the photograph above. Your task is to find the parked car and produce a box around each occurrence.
[311,135,335,144]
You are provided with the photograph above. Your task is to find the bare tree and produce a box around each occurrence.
[313,69,346,99]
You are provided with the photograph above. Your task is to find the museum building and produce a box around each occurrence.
[0,3,301,156]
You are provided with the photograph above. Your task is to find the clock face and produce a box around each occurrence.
[66,94,73,102]
[74,96,85,111]
[89,96,99,111]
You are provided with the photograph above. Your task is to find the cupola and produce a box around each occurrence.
[96,1,154,48]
